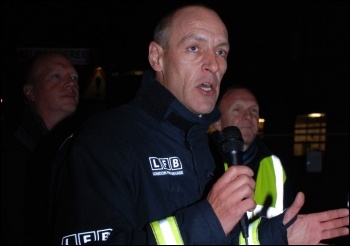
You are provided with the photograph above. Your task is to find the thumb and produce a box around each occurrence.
[283,191,305,225]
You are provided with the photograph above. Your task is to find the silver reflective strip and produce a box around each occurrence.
[271,155,284,214]
[158,219,177,245]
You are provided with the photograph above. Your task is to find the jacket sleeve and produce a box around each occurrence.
[145,200,231,245]
[256,212,289,245]
[50,132,151,245]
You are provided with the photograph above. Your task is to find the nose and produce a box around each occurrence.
[242,110,252,119]
[64,75,79,89]
[202,51,219,73]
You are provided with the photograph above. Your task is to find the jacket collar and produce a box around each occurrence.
[135,70,220,132]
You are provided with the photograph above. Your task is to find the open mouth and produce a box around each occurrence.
[200,82,212,91]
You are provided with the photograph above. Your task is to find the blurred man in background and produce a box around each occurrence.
[1,50,80,244]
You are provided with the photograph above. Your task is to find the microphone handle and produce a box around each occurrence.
[240,214,249,245]
[228,151,249,245]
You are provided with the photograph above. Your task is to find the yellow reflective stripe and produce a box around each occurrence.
[239,232,245,245]
[150,220,166,245]
[251,218,260,245]
[224,162,229,171]
[239,218,261,245]
[150,216,184,245]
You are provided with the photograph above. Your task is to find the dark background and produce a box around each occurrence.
[2,1,348,129]
[1,1,349,243]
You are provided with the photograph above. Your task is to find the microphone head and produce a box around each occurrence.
[219,126,244,153]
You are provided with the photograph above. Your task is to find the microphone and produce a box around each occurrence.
[219,126,249,245]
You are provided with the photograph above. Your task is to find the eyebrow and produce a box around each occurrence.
[178,33,229,50]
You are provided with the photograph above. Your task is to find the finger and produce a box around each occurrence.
[316,208,349,223]
[283,192,305,225]
[241,196,257,212]
[321,226,349,240]
[226,165,254,179]
[321,215,349,231]
[216,175,255,204]
[215,166,253,190]
[229,174,255,193]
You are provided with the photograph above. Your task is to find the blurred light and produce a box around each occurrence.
[308,113,325,118]
[258,118,265,134]
[126,70,143,76]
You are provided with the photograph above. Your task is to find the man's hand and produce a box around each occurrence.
[207,165,256,235]
[284,192,349,245]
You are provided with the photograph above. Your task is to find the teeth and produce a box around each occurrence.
[201,83,212,91]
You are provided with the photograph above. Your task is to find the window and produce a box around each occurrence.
[294,113,326,156]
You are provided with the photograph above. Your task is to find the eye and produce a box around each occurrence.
[71,75,79,81]
[233,107,240,112]
[187,46,199,52]
[51,74,61,80]
[251,108,259,114]
[216,49,228,58]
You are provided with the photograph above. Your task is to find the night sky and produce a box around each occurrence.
[1,1,349,133]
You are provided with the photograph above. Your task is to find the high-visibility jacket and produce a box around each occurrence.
[210,133,294,245]
[242,137,294,215]
[240,137,291,245]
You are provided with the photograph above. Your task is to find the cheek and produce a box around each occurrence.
[229,115,239,124]
[221,115,235,128]
[36,86,55,101]
[220,61,227,73]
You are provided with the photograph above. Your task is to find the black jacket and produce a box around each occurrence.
[50,71,289,245]
[1,106,79,245]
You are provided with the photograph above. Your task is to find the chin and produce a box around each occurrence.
[62,105,77,113]
[241,132,253,141]
[196,109,214,115]
[195,104,215,115]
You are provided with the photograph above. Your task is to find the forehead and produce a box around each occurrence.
[221,89,258,107]
[230,89,254,98]
[36,54,70,66]
[34,54,75,73]
[170,6,228,42]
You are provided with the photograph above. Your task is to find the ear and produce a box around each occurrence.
[148,41,163,72]
[213,119,222,131]
[23,84,35,102]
